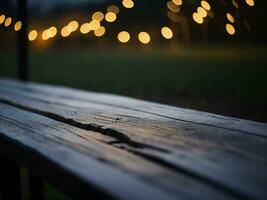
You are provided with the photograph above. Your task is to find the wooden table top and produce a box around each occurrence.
[0,78,266,200]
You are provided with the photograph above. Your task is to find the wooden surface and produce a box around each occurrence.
[0,78,267,200]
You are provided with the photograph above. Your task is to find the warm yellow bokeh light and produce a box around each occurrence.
[68,21,79,32]
[172,0,182,6]
[226,24,235,35]
[227,13,235,23]
[138,32,150,44]
[167,1,180,13]
[0,15,5,24]
[201,1,211,10]
[28,30,38,41]
[94,26,105,37]
[42,30,50,40]
[4,17,12,27]
[118,31,130,43]
[49,26,57,38]
[197,7,207,18]
[107,5,120,14]
[246,0,254,6]
[161,27,173,39]
[92,12,104,22]
[89,20,100,31]
[61,26,72,37]
[14,21,22,31]
[122,0,134,9]
[193,12,203,24]
[80,23,90,34]
[105,12,117,22]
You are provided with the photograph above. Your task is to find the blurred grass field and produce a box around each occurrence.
[1,46,267,123]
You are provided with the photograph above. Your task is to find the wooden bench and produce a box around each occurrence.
[0,78,266,200]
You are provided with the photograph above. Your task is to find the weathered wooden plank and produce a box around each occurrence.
[0,78,266,137]
[0,103,235,200]
[0,79,267,199]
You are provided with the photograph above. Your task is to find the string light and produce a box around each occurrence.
[42,29,50,40]
[0,14,5,24]
[193,12,203,24]
[0,0,256,45]
[14,21,22,31]
[61,26,72,37]
[197,7,207,18]
[42,26,57,40]
[89,20,100,31]
[28,30,38,41]
[68,21,79,32]
[94,26,105,37]
[172,0,182,6]
[161,27,173,39]
[227,13,235,23]
[92,12,104,22]
[201,1,211,11]
[118,31,130,43]
[246,0,255,7]
[122,0,134,9]
[49,26,57,38]
[226,24,235,35]
[105,12,117,22]
[192,1,210,24]
[4,17,12,27]
[138,32,150,44]
[80,23,90,34]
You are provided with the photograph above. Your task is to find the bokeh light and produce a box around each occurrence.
[138,32,150,44]
[122,0,134,9]
[226,24,235,35]
[0,15,5,24]
[94,26,106,37]
[227,13,235,23]
[92,12,104,22]
[105,12,117,23]
[4,17,12,27]
[201,1,211,10]
[197,7,207,18]
[246,0,255,7]
[118,31,130,43]
[193,12,203,24]
[61,26,72,37]
[14,21,22,31]
[28,30,38,41]
[172,0,182,6]
[161,27,173,39]
[68,21,79,32]
[80,23,90,34]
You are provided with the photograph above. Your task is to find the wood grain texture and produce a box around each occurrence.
[1,78,266,137]
[0,103,234,200]
[0,79,267,199]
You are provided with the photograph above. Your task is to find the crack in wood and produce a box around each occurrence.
[0,99,256,200]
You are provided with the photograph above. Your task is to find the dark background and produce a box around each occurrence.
[1,0,267,124]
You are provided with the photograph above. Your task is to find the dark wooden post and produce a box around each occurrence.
[0,156,21,200]
[29,174,44,200]
[17,0,28,81]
